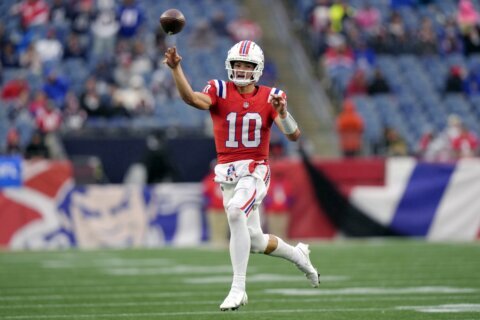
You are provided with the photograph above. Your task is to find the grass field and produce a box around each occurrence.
[1,240,479,320]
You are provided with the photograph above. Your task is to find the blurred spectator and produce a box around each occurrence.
[20,42,42,75]
[80,77,110,117]
[425,114,463,162]
[202,165,228,248]
[49,0,70,27]
[91,0,119,58]
[117,0,145,40]
[112,75,153,115]
[150,60,177,103]
[6,128,22,155]
[43,69,69,108]
[131,40,153,77]
[35,99,62,134]
[11,0,50,30]
[323,34,354,72]
[367,68,391,95]
[227,11,262,43]
[462,25,480,56]
[463,64,480,95]
[1,42,20,68]
[1,78,29,101]
[263,170,293,240]
[309,0,331,34]
[386,11,415,54]
[444,65,466,94]
[336,99,364,157]
[29,90,48,116]
[445,114,463,141]
[457,0,479,34]
[369,26,392,54]
[92,59,115,85]
[354,2,381,36]
[451,123,479,158]
[35,29,63,62]
[376,126,408,156]
[8,90,30,121]
[113,54,134,88]
[416,17,438,55]
[25,131,49,159]
[439,17,464,56]
[62,91,86,131]
[345,69,368,97]
[64,34,87,60]
[0,22,7,50]
[415,126,436,160]
[353,40,376,71]
[329,0,354,33]
[307,0,331,56]
[69,0,95,41]
[35,99,65,159]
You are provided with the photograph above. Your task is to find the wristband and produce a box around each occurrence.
[280,112,298,134]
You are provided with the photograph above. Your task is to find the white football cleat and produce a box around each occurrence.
[219,288,248,311]
[295,243,320,288]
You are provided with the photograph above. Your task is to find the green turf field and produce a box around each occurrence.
[1,240,479,320]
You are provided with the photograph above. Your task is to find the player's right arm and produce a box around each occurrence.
[163,47,212,110]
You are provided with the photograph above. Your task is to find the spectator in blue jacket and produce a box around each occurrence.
[117,0,145,40]
[43,69,69,108]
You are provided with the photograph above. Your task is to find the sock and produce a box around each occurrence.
[231,275,246,293]
[268,236,302,264]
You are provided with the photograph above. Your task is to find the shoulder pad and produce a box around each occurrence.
[212,79,227,99]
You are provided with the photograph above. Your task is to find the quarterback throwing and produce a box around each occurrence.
[164,40,319,311]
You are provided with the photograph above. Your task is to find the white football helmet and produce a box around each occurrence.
[225,40,264,86]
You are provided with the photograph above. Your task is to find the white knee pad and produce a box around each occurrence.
[226,205,244,224]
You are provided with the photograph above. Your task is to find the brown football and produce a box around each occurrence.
[159,8,186,35]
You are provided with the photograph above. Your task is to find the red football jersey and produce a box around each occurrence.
[203,80,285,164]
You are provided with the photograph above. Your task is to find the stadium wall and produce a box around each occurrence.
[0,157,478,250]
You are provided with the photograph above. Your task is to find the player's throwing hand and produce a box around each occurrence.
[163,47,182,69]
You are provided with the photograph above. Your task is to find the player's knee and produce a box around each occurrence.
[249,227,267,253]
[225,205,244,224]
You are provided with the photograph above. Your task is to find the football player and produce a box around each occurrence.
[164,40,319,311]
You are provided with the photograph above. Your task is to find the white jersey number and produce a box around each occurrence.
[226,112,262,148]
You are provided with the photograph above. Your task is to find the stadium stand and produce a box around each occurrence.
[288,0,480,159]
[0,0,241,158]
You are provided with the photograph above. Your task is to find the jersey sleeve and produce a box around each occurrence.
[202,79,228,107]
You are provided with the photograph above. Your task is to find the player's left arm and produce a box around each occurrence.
[271,94,301,141]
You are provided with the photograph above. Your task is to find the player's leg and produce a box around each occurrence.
[247,175,320,288]
[219,178,255,311]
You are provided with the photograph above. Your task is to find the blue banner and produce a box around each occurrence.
[0,156,22,188]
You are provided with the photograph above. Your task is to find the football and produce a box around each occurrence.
[159,8,186,35]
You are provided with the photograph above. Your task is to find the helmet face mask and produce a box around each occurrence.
[225,41,264,87]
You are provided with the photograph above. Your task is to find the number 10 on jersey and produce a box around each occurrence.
[226,112,262,148]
